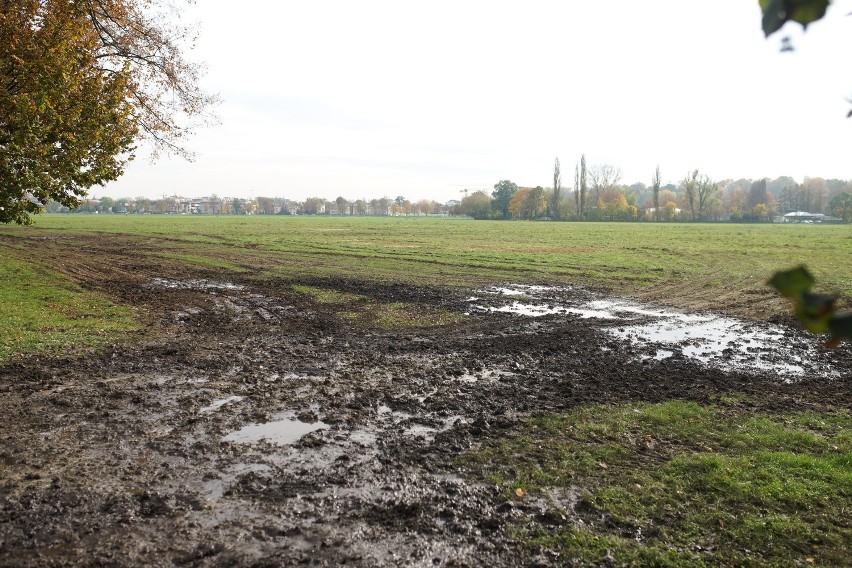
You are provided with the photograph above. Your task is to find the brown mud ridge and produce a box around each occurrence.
[1,243,850,567]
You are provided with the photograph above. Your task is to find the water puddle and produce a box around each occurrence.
[469,284,829,378]
[200,395,243,414]
[223,412,329,446]
[152,278,246,291]
[403,416,466,441]
[203,462,271,500]
[456,368,515,383]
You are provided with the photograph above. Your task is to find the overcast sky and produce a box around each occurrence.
[98,0,852,203]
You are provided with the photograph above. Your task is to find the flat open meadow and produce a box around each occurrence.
[0,215,850,566]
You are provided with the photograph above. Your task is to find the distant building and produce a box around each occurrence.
[780,211,842,224]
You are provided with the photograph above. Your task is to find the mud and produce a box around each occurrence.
[0,237,850,566]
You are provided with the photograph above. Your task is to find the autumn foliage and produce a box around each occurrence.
[0,0,216,224]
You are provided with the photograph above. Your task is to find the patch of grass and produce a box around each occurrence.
[0,249,138,363]
[154,252,247,273]
[292,284,364,304]
[462,401,852,566]
[372,301,463,329]
[291,284,462,329]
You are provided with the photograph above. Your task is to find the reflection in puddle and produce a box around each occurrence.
[200,395,244,413]
[224,413,329,445]
[471,284,825,377]
[613,318,804,374]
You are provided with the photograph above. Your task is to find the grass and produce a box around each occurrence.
[2,215,849,298]
[292,284,364,304]
[292,284,463,329]
[462,400,852,566]
[0,248,138,363]
[154,251,248,273]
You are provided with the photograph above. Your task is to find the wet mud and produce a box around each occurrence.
[1,239,850,566]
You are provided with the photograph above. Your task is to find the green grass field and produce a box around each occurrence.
[3,214,850,293]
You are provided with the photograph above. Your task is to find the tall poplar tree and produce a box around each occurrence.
[551,157,561,220]
[651,165,662,222]
[579,154,588,220]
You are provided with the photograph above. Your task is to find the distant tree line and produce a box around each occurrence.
[43,162,852,224]
[452,157,852,223]
[47,195,452,217]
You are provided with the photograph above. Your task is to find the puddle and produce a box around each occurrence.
[152,278,246,291]
[456,369,514,383]
[640,349,674,361]
[223,412,329,446]
[202,462,272,500]
[469,284,829,378]
[200,395,243,413]
[403,416,465,441]
[613,318,806,374]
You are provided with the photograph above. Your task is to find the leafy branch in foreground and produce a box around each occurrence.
[769,266,851,345]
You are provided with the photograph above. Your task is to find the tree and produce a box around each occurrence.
[748,179,769,210]
[573,163,580,218]
[491,180,518,219]
[651,165,662,222]
[682,170,700,221]
[0,0,216,224]
[335,196,348,215]
[588,164,622,212]
[1,1,137,224]
[579,155,588,219]
[551,157,561,220]
[303,197,324,215]
[802,177,828,213]
[256,196,276,215]
[597,189,629,220]
[828,191,852,222]
[457,191,494,220]
[508,187,547,220]
[681,170,718,221]
[696,174,720,221]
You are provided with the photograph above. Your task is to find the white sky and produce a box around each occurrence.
[98,0,852,203]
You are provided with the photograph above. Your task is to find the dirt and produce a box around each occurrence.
[1,235,850,567]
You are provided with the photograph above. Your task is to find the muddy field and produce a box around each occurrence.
[1,236,850,566]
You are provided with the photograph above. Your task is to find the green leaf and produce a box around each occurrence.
[760,0,788,36]
[760,0,831,37]
[789,0,831,28]
[828,314,852,340]
[795,292,836,334]
[768,266,815,298]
